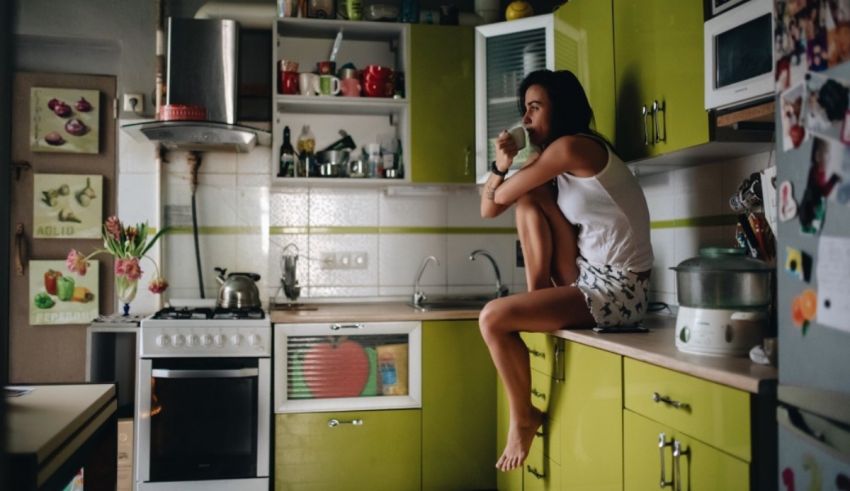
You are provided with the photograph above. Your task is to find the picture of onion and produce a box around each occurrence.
[47,98,61,110]
[53,101,72,118]
[75,97,92,112]
[64,118,88,136]
[44,131,65,146]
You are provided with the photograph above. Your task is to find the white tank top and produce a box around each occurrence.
[555,136,654,272]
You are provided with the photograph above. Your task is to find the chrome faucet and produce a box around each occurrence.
[412,255,439,307]
[469,249,509,298]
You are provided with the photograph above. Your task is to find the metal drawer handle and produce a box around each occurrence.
[526,465,545,479]
[553,341,564,382]
[528,348,545,359]
[673,440,689,491]
[653,99,666,143]
[531,388,546,400]
[652,392,691,411]
[151,368,259,379]
[658,433,674,488]
[330,323,364,331]
[328,418,363,428]
[641,104,649,145]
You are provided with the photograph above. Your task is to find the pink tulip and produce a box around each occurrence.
[148,276,169,294]
[123,258,143,281]
[66,249,88,275]
[105,216,122,241]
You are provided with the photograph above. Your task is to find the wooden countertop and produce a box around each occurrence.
[270,303,776,394]
[7,383,117,486]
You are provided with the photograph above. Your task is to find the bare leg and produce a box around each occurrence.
[515,183,580,289]
[482,183,590,472]
[480,287,595,471]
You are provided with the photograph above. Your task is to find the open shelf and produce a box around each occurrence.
[277,17,407,41]
[275,95,407,116]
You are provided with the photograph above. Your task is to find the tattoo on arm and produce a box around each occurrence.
[486,184,496,200]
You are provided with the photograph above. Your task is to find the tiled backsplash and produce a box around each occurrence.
[118,122,773,312]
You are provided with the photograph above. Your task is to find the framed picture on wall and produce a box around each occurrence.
[29,260,98,325]
[29,87,100,154]
[32,174,102,238]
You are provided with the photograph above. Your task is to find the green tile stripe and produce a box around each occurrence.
[164,216,734,236]
[650,214,738,229]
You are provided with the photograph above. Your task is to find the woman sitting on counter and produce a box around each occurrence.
[478,69,654,472]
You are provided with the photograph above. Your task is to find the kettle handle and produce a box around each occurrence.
[231,272,261,282]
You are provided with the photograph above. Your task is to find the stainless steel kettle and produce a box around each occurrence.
[214,267,261,309]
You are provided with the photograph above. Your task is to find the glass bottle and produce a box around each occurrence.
[278,126,296,178]
[297,125,316,177]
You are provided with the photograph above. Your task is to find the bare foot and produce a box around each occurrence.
[496,407,544,472]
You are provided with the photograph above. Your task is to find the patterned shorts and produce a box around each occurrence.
[572,257,650,327]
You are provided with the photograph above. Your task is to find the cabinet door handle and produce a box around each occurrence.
[526,465,545,479]
[531,388,547,400]
[653,100,666,143]
[528,348,545,359]
[328,418,364,428]
[641,105,649,145]
[464,146,472,176]
[15,223,27,276]
[658,433,674,488]
[330,323,364,331]
[673,439,689,491]
[652,392,691,411]
[553,341,564,382]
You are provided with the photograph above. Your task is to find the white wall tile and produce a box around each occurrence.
[379,191,447,227]
[309,187,379,226]
[649,228,676,297]
[235,179,270,227]
[447,187,516,228]
[196,151,237,175]
[164,233,237,291]
[117,122,158,174]
[308,234,378,287]
[378,234,446,288]
[307,286,380,298]
[118,173,159,227]
[237,146,272,175]
[270,188,309,226]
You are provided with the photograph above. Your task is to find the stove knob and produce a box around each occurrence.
[186,334,198,347]
[248,334,262,347]
[201,334,213,347]
[172,334,185,347]
[214,334,226,347]
[231,334,243,346]
[156,335,171,347]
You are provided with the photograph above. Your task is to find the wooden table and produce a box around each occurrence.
[6,384,117,490]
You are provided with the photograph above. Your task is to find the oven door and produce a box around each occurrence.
[136,357,270,483]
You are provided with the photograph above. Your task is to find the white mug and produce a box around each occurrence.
[299,73,318,96]
[507,126,526,150]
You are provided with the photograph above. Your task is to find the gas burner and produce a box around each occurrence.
[213,307,265,320]
[151,306,265,320]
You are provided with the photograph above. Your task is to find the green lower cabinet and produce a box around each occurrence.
[558,342,622,491]
[624,410,749,491]
[422,320,496,491]
[497,382,524,491]
[275,410,421,491]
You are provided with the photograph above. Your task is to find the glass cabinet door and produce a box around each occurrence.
[274,321,421,412]
[476,15,553,182]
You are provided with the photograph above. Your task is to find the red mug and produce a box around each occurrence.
[341,77,361,97]
[279,70,299,95]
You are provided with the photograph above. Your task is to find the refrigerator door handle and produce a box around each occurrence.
[778,405,850,461]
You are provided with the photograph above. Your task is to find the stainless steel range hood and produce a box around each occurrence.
[121,18,270,153]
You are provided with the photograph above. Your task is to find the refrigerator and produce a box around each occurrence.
[775,1,850,488]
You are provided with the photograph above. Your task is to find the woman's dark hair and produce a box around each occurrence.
[518,69,613,148]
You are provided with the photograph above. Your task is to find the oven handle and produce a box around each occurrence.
[151,368,259,379]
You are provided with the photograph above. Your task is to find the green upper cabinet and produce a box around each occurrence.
[421,320,496,491]
[409,25,475,184]
[553,0,616,144]
[613,0,708,161]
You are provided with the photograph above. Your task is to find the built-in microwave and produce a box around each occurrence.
[704,0,774,110]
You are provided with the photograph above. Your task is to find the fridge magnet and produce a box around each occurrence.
[33,174,102,239]
[803,72,850,141]
[29,259,98,326]
[779,180,799,221]
[785,246,812,282]
[815,235,850,332]
[781,83,807,150]
[781,467,794,491]
[775,1,809,92]
[841,109,850,144]
[826,1,850,67]
[798,135,842,234]
[30,87,99,154]
[790,289,817,335]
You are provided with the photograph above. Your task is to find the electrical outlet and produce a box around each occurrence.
[336,253,351,269]
[122,93,144,115]
[320,252,336,269]
[352,252,368,269]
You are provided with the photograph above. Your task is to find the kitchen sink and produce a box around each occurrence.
[408,295,495,312]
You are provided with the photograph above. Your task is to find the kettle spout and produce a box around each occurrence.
[213,266,227,285]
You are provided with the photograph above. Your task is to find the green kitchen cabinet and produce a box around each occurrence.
[624,410,749,491]
[553,0,616,144]
[558,341,622,491]
[613,0,708,161]
[421,320,496,490]
[275,410,421,491]
[409,25,475,184]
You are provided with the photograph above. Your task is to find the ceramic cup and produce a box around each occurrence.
[299,73,318,96]
[317,61,336,75]
[341,77,361,97]
[506,125,526,150]
[318,75,341,96]
[279,70,299,95]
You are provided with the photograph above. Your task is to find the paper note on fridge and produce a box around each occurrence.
[815,236,850,332]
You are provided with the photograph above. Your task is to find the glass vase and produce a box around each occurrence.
[115,274,138,316]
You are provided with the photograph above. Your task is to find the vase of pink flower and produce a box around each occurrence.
[66,216,169,316]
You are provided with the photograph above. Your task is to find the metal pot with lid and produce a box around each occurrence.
[671,247,773,309]
[214,267,262,309]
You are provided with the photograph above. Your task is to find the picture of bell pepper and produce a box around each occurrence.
[43,269,62,295]
[56,276,76,301]
[33,292,55,309]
